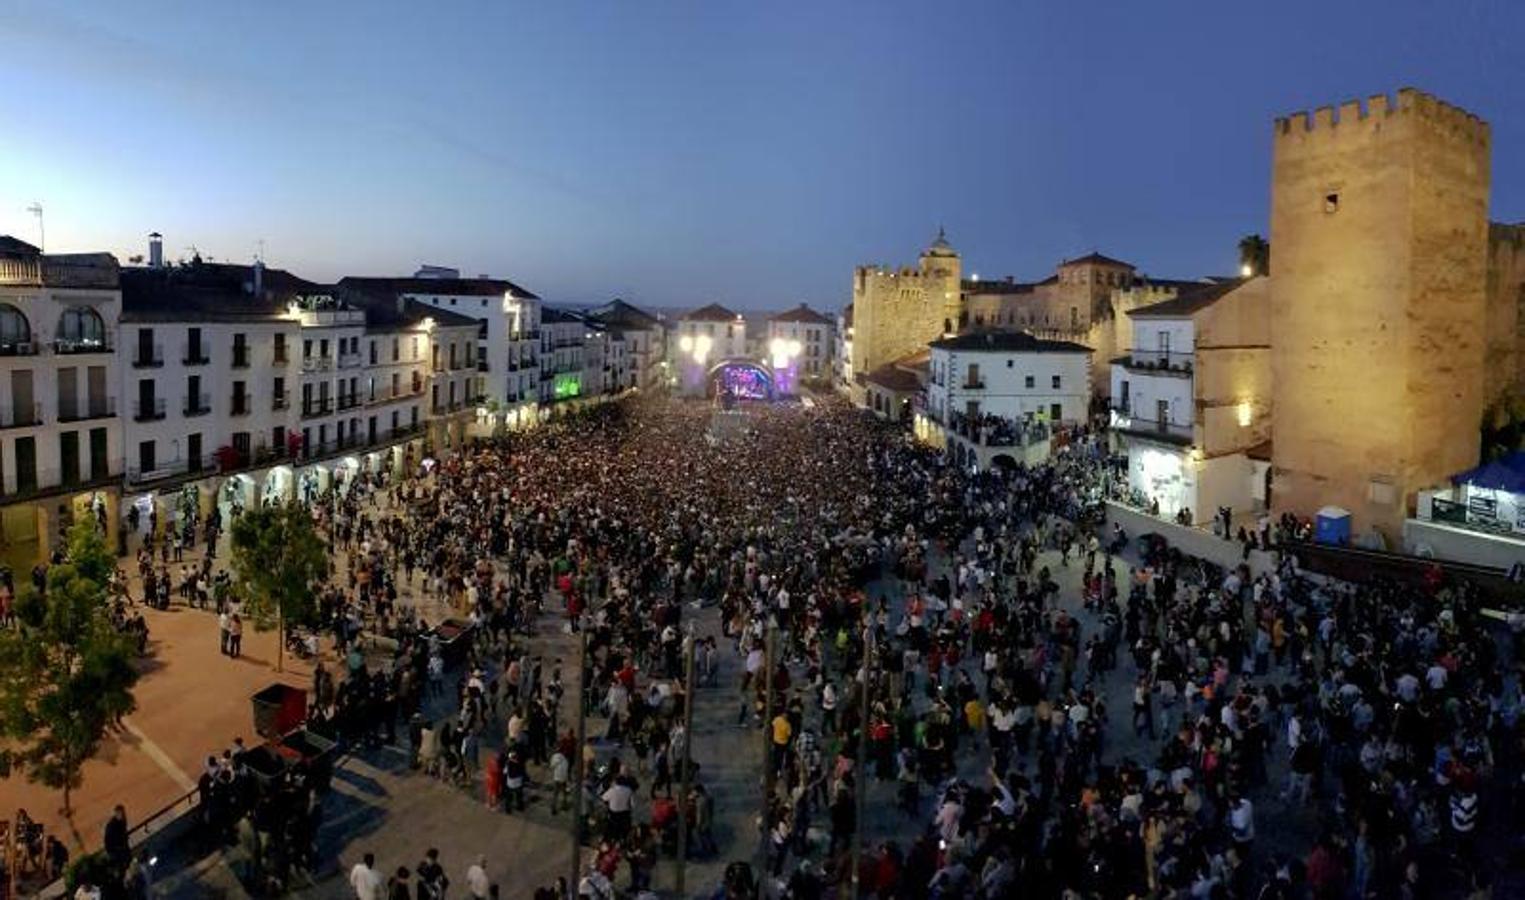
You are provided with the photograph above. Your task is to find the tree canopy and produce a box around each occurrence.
[0,519,139,814]
[229,501,328,632]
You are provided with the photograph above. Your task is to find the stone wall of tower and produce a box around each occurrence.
[1485,223,1525,408]
[1269,89,1491,541]
[850,268,940,377]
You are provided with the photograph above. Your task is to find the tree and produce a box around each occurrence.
[229,501,328,672]
[1238,234,1270,277]
[0,519,139,816]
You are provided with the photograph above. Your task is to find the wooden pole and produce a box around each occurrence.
[675,629,696,895]
[760,623,777,861]
[569,626,589,894]
[850,622,872,900]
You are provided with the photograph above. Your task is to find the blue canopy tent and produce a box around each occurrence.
[1451,458,1525,493]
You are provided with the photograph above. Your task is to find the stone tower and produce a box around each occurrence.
[1269,88,1491,541]
[849,230,962,380]
[921,227,964,333]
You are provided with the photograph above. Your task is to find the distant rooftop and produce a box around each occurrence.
[681,302,742,322]
[1127,278,1250,319]
[930,330,1091,354]
[768,303,833,325]
[338,274,539,301]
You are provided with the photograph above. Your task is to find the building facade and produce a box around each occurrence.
[669,303,748,394]
[766,303,834,391]
[0,237,123,567]
[340,269,542,432]
[589,299,665,390]
[919,332,1091,471]
[1110,278,1272,523]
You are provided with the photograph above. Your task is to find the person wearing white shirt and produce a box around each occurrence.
[465,856,490,899]
[349,854,383,900]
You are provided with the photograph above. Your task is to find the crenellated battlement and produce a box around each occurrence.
[1273,88,1489,146]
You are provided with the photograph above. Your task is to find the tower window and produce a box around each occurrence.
[1324,192,1340,214]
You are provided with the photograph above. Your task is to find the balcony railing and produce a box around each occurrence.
[182,346,210,366]
[132,344,164,368]
[59,395,116,423]
[945,411,1050,448]
[301,399,333,418]
[1120,350,1194,375]
[0,340,39,357]
[961,379,986,390]
[301,356,333,373]
[183,393,211,417]
[54,336,113,355]
[273,391,290,411]
[338,352,364,369]
[477,360,490,372]
[0,403,43,429]
[1110,407,1194,442]
[337,394,360,411]
[134,398,167,421]
[230,393,251,416]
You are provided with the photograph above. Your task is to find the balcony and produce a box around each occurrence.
[301,399,333,419]
[182,346,210,366]
[961,379,986,390]
[0,340,39,357]
[273,391,290,411]
[0,403,43,429]
[338,352,364,369]
[337,394,361,412]
[274,347,289,366]
[230,393,251,416]
[1117,350,1194,377]
[230,348,251,369]
[58,395,116,423]
[132,344,164,368]
[477,360,490,372]
[301,355,333,373]
[54,336,113,355]
[945,411,1049,448]
[183,393,211,417]
[134,398,167,421]
[1109,407,1194,445]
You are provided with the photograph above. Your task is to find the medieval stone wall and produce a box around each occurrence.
[1269,89,1490,541]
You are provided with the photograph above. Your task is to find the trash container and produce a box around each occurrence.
[251,683,308,739]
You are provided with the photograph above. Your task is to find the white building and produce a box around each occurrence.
[341,268,542,432]
[919,331,1091,470]
[1108,278,1271,524]
[0,236,123,566]
[589,299,665,390]
[766,303,835,393]
[834,305,854,393]
[669,303,747,394]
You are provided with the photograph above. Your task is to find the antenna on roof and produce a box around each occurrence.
[26,202,43,252]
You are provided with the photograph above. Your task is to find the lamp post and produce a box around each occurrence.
[769,337,803,395]
[678,334,713,394]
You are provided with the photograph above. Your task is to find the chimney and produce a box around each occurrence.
[148,232,163,268]
[252,258,265,297]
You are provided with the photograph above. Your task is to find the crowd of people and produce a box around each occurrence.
[26,389,1524,900]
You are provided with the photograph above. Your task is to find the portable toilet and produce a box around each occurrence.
[1314,506,1351,546]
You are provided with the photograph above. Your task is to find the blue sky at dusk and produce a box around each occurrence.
[0,0,1521,311]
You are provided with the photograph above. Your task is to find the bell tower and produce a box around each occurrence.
[919,227,963,335]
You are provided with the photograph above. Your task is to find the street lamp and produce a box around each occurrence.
[680,333,712,365]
